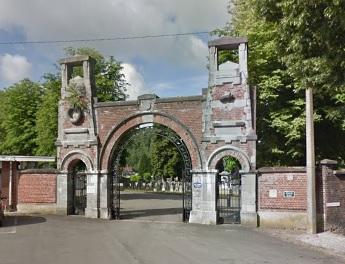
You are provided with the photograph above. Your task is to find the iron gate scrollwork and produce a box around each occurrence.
[216,170,241,224]
[73,172,87,215]
[110,124,192,222]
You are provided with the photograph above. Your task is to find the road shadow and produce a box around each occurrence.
[1,215,46,227]
[121,207,182,219]
[120,192,183,201]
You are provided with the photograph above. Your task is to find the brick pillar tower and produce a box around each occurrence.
[204,37,256,169]
[190,37,257,226]
[56,56,99,217]
[56,55,98,149]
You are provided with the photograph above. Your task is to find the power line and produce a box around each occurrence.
[0,31,211,45]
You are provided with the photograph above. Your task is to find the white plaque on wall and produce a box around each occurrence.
[326,202,340,207]
[287,174,294,181]
[268,189,277,198]
[89,176,97,184]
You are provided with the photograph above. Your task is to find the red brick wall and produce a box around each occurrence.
[96,99,203,148]
[17,169,57,204]
[258,163,345,232]
[211,84,245,122]
[258,167,307,211]
[96,98,204,170]
[319,161,345,232]
[1,161,18,209]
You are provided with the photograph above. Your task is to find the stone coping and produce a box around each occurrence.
[320,159,338,165]
[19,169,59,174]
[0,155,55,162]
[208,37,248,49]
[191,169,218,174]
[94,95,203,108]
[58,55,95,65]
[334,170,345,176]
[258,209,307,212]
[258,167,306,173]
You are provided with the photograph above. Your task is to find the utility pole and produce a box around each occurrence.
[306,87,317,234]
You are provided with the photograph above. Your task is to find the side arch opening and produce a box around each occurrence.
[67,159,87,216]
[215,155,242,224]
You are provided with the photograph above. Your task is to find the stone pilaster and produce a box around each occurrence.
[240,172,258,227]
[189,170,218,225]
[56,173,68,215]
[99,171,111,219]
[85,172,99,218]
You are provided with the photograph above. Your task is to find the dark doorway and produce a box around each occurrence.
[71,160,87,215]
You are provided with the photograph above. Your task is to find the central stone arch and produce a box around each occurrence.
[107,122,194,221]
[100,111,203,172]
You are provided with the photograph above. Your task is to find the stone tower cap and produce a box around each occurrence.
[208,37,248,50]
[58,55,96,66]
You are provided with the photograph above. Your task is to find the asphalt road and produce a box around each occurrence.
[0,214,343,264]
[120,191,183,222]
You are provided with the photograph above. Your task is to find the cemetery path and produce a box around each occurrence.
[0,214,343,264]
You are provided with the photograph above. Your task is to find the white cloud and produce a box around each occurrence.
[121,63,151,100]
[0,54,32,83]
[152,74,208,96]
[0,0,228,68]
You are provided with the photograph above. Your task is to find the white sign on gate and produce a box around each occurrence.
[87,185,96,194]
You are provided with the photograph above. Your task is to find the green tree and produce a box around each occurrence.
[256,0,345,165]
[151,135,182,180]
[223,156,241,173]
[130,174,142,183]
[124,129,153,172]
[35,74,60,156]
[138,153,152,176]
[121,125,183,180]
[216,0,345,165]
[0,90,6,146]
[142,172,152,183]
[64,47,127,102]
[0,79,43,155]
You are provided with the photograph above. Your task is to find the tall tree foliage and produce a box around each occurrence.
[216,0,345,166]
[35,74,60,156]
[150,135,182,180]
[0,80,43,155]
[120,126,183,180]
[123,129,153,173]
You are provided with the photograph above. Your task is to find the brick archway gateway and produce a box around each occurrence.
[56,37,258,225]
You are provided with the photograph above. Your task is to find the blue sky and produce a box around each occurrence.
[0,0,229,99]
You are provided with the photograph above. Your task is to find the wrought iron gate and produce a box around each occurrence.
[73,172,87,215]
[216,170,241,224]
[110,124,192,222]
